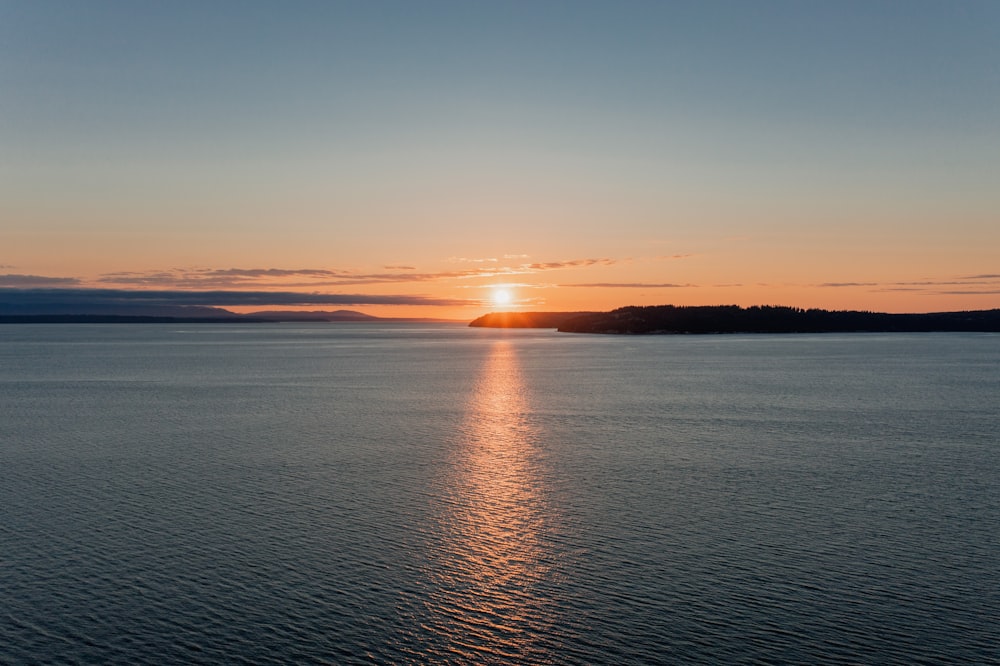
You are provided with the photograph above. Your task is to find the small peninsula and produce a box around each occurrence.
[467,311,599,329]
[470,305,1000,334]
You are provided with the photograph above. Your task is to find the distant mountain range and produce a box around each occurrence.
[471,305,1000,333]
[0,305,454,323]
[239,309,380,322]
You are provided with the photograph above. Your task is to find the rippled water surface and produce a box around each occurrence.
[2,324,999,664]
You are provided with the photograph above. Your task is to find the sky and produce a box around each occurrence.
[2,0,999,319]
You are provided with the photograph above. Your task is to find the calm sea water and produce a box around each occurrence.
[1,324,998,664]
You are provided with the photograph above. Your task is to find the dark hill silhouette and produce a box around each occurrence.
[246,309,378,321]
[469,311,599,328]
[559,305,1000,333]
[471,305,1000,334]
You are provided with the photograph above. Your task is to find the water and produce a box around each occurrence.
[1,324,998,664]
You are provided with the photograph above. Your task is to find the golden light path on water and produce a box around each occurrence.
[421,340,560,663]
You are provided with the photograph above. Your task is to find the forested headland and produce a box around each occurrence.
[469,305,1000,334]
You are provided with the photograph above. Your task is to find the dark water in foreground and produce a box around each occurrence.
[1,324,998,664]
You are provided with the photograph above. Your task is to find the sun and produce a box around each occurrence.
[491,287,513,307]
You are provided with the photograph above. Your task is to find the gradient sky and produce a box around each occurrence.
[2,0,998,319]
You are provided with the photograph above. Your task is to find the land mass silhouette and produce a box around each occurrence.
[470,305,1000,334]
[0,308,455,324]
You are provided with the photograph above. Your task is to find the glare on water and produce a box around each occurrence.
[423,340,557,662]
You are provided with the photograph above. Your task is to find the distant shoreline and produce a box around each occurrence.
[5,305,1000,331]
[0,314,459,324]
[470,305,1000,334]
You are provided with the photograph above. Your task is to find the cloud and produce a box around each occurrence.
[96,257,619,290]
[450,257,498,264]
[891,280,983,286]
[864,276,1000,295]
[561,282,694,288]
[0,288,469,308]
[818,277,1000,293]
[99,271,190,286]
[527,258,616,270]
[206,268,349,278]
[98,267,482,288]
[0,274,81,287]
[819,282,879,287]
[98,267,350,288]
[656,254,693,261]
[479,282,541,289]
[936,289,1000,295]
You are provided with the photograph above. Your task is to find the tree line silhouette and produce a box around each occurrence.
[471,305,1000,334]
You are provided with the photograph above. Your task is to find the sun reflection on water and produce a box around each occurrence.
[422,340,558,662]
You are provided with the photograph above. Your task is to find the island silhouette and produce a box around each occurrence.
[470,305,1000,334]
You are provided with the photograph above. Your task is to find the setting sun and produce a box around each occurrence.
[491,288,513,307]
